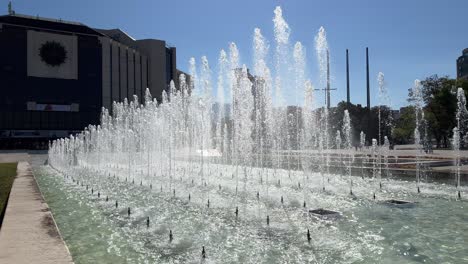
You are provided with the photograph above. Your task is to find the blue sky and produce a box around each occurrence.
[3,0,467,108]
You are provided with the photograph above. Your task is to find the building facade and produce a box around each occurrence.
[457,48,468,80]
[0,13,181,149]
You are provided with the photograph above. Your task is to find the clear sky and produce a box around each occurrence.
[3,0,467,108]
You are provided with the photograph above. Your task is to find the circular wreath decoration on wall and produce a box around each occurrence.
[39,41,68,67]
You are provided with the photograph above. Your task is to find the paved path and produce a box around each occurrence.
[0,161,73,264]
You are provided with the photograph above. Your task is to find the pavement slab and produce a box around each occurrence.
[0,161,73,264]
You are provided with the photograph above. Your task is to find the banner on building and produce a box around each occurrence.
[27,30,78,79]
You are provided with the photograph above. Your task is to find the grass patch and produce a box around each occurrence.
[0,163,17,227]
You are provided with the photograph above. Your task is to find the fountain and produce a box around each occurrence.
[39,6,468,263]
[411,80,425,193]
[455,87,467,199]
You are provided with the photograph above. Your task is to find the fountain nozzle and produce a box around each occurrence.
[307,229,311,243]
[417,186,421,193]
[458,190,461,199]
[146,217,150,228]
[235,206,239,217]
[169,230,173,242]
[115,201,118,208]
[202,246,206,258]
[127,207,131,217]
[266,215,270,226]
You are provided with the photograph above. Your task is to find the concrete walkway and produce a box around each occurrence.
[0,161,73,264]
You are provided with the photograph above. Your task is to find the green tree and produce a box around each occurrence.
[392,106,415,144]
[407,75,468,148]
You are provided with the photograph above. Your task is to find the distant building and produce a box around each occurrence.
[457,48,468,80]
[0,13,183,149]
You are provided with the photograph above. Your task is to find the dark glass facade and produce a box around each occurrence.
[0,15,103,148]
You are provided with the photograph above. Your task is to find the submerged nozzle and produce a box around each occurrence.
[115,200,118,208]
[373,193,376,200]
[307,229,311,243]
[97,192,100,198]
[169,230,173,242]
[146,217,150,228]
[207,199,210,208]
[188,194,191,201]
[127,207,131,217]
[257,191,260,200]
[266,215,270,225]
[303,201,306,208]
[106,196,108,202]
[417,186,421,193]
[458,190,461,199]
[202,246,206,258]
[281,196,284,204]
[235,206,239,217]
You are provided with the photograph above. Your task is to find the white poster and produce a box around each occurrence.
[27,30,78,79]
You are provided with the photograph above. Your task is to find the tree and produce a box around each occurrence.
[329,102,393,146]
[406,75,468,148]
[392,106,415,144]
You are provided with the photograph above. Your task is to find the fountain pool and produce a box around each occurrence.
[34,161,468,263]
[42,6,468,263]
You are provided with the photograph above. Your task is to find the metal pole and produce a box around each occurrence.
[346,49,350,105]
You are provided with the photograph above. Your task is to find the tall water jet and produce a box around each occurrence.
[455,87,467,198]
[252,27,272,186]
[452,127,461,198]
[232,65,254,203]
[315,26,331,183]
[360,131,366,177]
[411,80,424,193]
[383,136,391,181]
[371,138,380,197]
[272,6,289,194]
[343,110,353,195]
[216,50,228,165]
[335,130,342,175]
[301,80,315,204]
